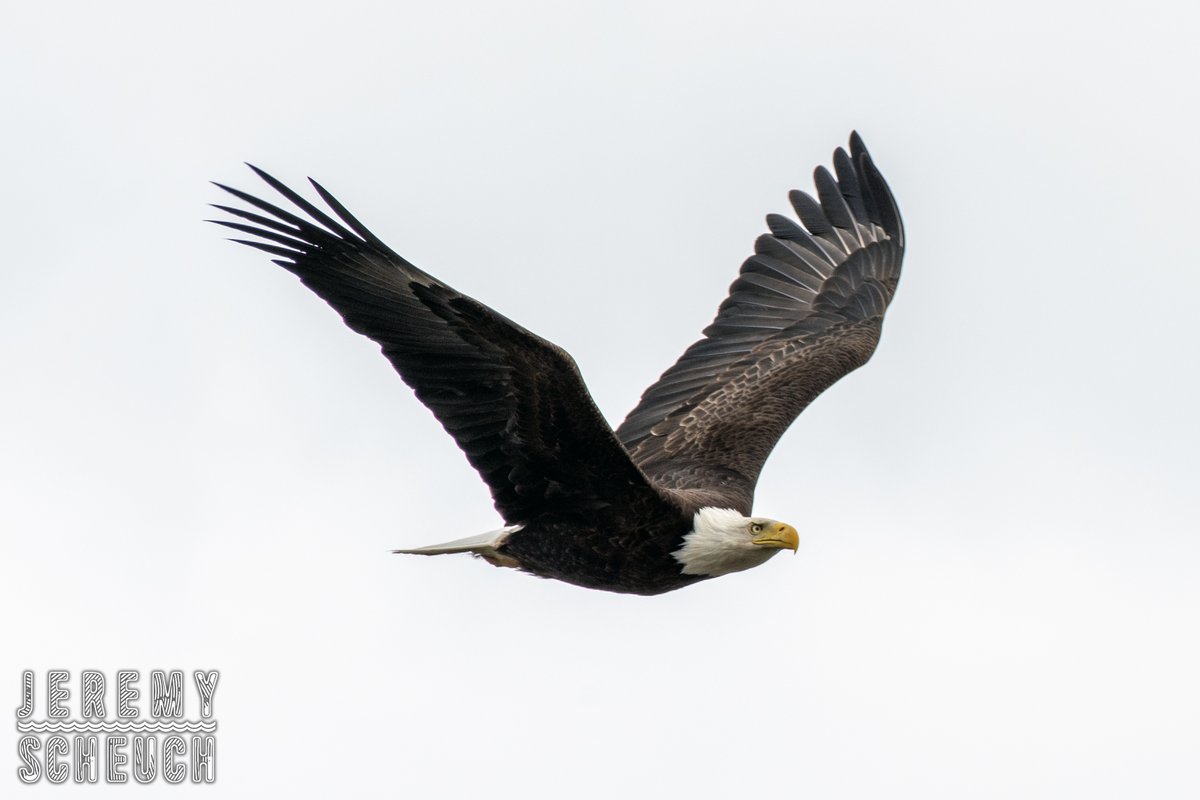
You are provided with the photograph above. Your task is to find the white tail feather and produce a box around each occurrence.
[392,525,523,557]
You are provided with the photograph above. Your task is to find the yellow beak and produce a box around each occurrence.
[752,522,799,552]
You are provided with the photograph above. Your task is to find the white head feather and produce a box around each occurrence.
[673,507,796,577]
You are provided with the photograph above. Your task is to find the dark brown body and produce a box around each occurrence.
[499,511,701,595]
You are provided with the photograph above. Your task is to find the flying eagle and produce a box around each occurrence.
[212,132,904,595]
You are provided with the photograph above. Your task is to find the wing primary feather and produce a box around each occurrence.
[814,166,862,252]
[765,213,807,241]
[848,130,868,161]
[244,164,357,242]
[208,219,313,252]
[860,152,904,247]
[813,166,855,231]
[788,189,832,235]
[228,238,300,259]
[308,178,405,258]
[209,203,306,238]
[832,147,869,221]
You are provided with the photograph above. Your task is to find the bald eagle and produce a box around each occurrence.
[212,132,904,595]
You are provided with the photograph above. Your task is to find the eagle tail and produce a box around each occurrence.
[391,525,523,558]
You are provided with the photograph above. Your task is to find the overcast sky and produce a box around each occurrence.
[2,1,1197,797]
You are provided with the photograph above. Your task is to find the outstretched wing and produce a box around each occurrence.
[615,133,904,511]
[211,167,662,524]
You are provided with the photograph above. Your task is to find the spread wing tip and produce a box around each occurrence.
[842,131,904,247]
[614,132,905,473]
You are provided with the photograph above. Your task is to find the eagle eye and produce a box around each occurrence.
[751,522,764,534]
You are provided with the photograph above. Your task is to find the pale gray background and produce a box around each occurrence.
[2,0,1197,797]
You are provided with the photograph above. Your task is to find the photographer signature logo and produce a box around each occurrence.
[15,670,219,785]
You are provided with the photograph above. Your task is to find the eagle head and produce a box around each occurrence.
[673,507,799,578]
